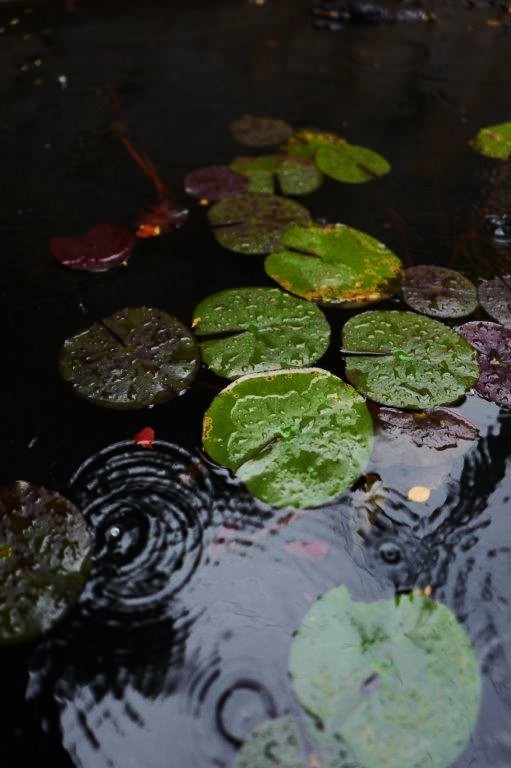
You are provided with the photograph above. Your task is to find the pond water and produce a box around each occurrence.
[0,1,510,766]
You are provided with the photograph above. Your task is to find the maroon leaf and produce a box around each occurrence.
[50,222,135,272]
[478,275,511,327]
[370,403,478,451]
[184,165,249,202]
[402,265,478,318]
[229,115,293,147]
[458,320,511,407]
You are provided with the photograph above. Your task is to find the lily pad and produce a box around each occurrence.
[471,121,511,161]
[234,717,306,768]
[192,287,330,379]
[208,194,311,255]
[59,306,200,410]
[202,368,373,508]
[265,223,403,307]
[402,265,478,318]
[229,155,322,195]
[229,115,293,147]
[50,222,135,272]
[342,310,479,409]
[457,320,511,408]
[0,481,91,645]
[183,165,249,201]
[478,275,511,327]
[290,586,481,768]
[370,404,479,450]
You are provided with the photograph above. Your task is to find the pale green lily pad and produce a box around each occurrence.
[471,121,511,160]
[265,224,403,307]
[202,368,373,508]
[193,287,330,379]
[290,586,481,768]
[234,716,306,768]
[229,155,323,195]
[343,310,479,409]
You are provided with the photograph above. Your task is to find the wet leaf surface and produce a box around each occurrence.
[49,222,135,272]
[234,716,305,768]
[203,368,373,508]
[370,404,479,450]
[343,310,479,409]
[477,275,511,327]
[208,194,311,254]
[229,115,293,147]
[472,121,511,160]
[184,165,249,201]
[457,320,511,407]
[0,481,91,645]
[192,286,330,379]
[59,307,200,410]
[402,265,478,318]
[229,155,323,195]
[265,223,403,307]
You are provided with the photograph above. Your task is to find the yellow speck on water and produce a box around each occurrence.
[408,486,431,503]
[199,198,209,206]
[10,17,20,26]
[486,18,501,26]
[423,585,433,597]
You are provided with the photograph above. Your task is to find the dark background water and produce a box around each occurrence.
[0,1,510,766]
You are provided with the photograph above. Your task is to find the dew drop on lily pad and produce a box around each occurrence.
[471,121,511,161]
[457,320,511,408]
[234,716,305,768]
[402,265,478,319]
[229,115,293,147]
[477,275,511,327]
[229,155,323,196]
[184,165,249,202]
[0,481,91,645]
[59,306,200,410]
[50,221,135,272]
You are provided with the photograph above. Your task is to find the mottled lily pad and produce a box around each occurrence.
[478,275,511,327]
[59,307,200,410]
[203,368,373,508]
[50,222,135,272]
[471,121,511,161]
[234,717,306,768]
[290,586,481,768]
[193,287,330,379]
[458,320,511,408]
[229,115,293,147]
[184,165,249,201]
[343,311,479,409]
[0,481,91,645]
[402,265,478,318]
[229,155,322,195]
[370,404,479,450]
[265,223,403,307]
[208,194,311,255]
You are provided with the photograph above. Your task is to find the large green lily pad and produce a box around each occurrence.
[0,481,91,645]
[59,307,200,410]
[208,194,311,255]
[193,287,330,379]
[265,224,403,307]
[202,368,373,508]
[234,717,306,768]
[229,155,323,195]
[471,121,511,161]
[290,586,481,768]
[343,310,479,409]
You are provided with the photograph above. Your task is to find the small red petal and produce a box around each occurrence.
[132,427,155,448]
[284,540,328,559]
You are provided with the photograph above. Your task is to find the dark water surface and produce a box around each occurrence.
[1,1,510,766]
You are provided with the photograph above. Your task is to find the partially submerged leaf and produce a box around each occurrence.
[192,286,330,379]
[59,307,200,410]
[229,115,293,147]
[370,404,479,451]
[457,320,511,407]
[229,155,322,195]
[471,121,511,161]
[136,198,188,238]
[234,716,306,768]
[402,265,478,318]
[50,222,135,272]
[343,310,479,409]
[208,194,311,255]
[265,223,403,307]
[184,165,249,201]
[202,368,373,508]
[0,481,91,645]
[478,275,511,327]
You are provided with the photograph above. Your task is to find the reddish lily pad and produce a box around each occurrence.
[50,222,135,273]
[229,115,293,147]
[229,155,322,196]
[0,481,91,645]
[370,405,478,451]
[208,194,311,255]
[402,265,478,319]
[458,321,511,408]
[184,165,249,202]
[59,306,200,410]
[478,275,511,327]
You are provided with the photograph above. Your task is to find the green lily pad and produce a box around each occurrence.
[265,224,403,307]
[471,121,511,160]
[203,368,373,508]
[402,265,478,318]
[192,287,330,379]
[0,481,91,645]
[229,155,323,195]
[208,194,311,255]
[342,310,479,409]
[234,717,306,768]
[229,115,293,147]
[290,586,481,768]
[59,306,200,410]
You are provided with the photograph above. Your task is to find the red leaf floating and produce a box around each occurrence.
[284,540,328,559]
[50,222,135,272]
[132,427,155,448]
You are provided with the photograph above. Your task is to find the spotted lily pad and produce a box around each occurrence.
[0,481,91,645]
[370,404,478,450]
[471,121,511,161]
[50,222,135,272]
[229,115,293,147]
[265,223,403,307]
[59,307,200,410]
[457,321,511,407]
[343,311,479,409]
[478,275,511,327]
[229,155,322,195]
[234,717,306,768]
[193,287,330,379]
[203,368,373,508]
[183,165,249,201]
[208,194,311,255]
[290,586,481,768]
[402,265,478,318]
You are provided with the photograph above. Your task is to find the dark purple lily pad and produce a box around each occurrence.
[458,321,511,408]
[208,194,311,255]
[478,275,511,327]
[59,306,201,410]
[402,265,478,319]
[0,481,91,645]
[370,404,478,450]
[229,115,293,147]
[184,165,249,202]
[50,222,135,273]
